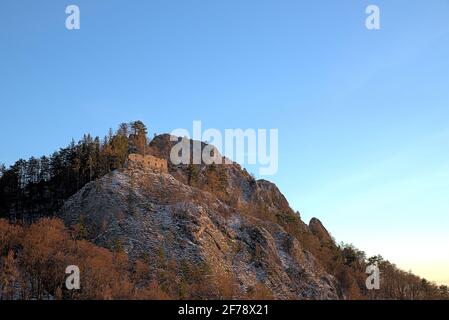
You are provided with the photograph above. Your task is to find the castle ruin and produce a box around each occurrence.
[127,153,168,173]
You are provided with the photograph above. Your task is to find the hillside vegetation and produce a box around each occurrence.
[1,121,447,300]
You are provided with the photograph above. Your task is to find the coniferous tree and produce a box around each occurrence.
[111,133,129,170]
[187,164,198,186]
[0,121,149,221]
[130,121,148,156]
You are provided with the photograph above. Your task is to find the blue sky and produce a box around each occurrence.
[1,1,448,285]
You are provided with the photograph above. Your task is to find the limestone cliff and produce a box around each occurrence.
[59,135,340,299]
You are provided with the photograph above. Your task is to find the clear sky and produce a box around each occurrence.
[1,1,448,285]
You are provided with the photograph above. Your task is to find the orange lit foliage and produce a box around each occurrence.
[2,218,446,300]
[0,218,169,300]
[0,218,244,300]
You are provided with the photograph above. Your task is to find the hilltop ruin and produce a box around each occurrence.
[127,153,168,173]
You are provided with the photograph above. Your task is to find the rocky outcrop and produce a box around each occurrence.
[60,171,338,299]
[59,135,341,299]
[309,218,333,244]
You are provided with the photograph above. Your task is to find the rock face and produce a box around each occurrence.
[309,218,333,244]
[59,135,341,300]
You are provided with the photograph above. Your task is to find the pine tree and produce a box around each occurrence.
[187,164,198,186]
[111,134,129,169]
[130,121,148,156]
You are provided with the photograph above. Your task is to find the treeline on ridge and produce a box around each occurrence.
[0,121,149,222]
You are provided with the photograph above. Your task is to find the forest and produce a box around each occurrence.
[0,121,148,222]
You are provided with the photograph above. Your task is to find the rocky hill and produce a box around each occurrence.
[59,134,340,299]
[2,123,448,300]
